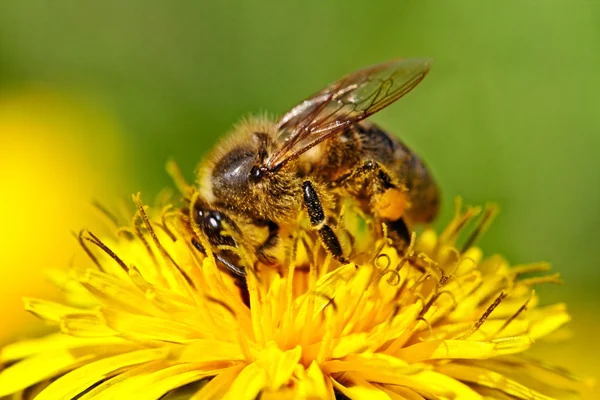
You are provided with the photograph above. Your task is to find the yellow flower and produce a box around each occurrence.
[0,191,591,399]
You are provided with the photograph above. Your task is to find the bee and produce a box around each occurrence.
[185,58,439,276]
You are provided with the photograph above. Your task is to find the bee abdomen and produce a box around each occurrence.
[355,122,440,224]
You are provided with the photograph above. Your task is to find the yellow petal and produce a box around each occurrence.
[224,362,267,400]
[395,337,532,363]
[332,376,392,400]
[78,360,167,399]
[335,369,434,398]
[1,334,127,362]
[255,343,302,390]
[113,362,226,400]
[295,361,333,400]
[102,308,204,343]
[435,363,555,400]
[311,264,360,307]
[60,313,118,337]
[323,353,421,376]
[358,369,483,400]
[45,269,98,308]
[75,268,167,317]
[79,360,239,400]
[467,357,594,397]
[178,339,245,363]
[366,303,421,347]
[327,355,481,400]
[35,347,170,400]
[330,333,370,359]
[467,319,531,341]
[23,297,92,323]
[374,383,425,400]
[191,364,245,400]
[529,304,570,339]
[0,350,94,397]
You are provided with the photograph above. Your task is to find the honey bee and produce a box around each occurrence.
[185,58,439,276]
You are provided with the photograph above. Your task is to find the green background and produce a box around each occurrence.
[1,1,598,323]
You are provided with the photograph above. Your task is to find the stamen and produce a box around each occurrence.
[281,233,298,349]
[381,268,401,287]
[519,273,563,286]
[132,211,158,267]
[91,200,120,227]
[418,281,445,318]
[157,205,177,242]
[298,231,316,266]
[447,251,478,282]
[439,202,481,248]
[374,253,391,271]
[317,299,337,364]
[115,227,135,241]
[83,231,128,272]
[418,254,446,286]
[313,292,338,315]
[388,303,402,324]
[429,290,458,314]
[166,159,193,197]
[153,223,176,243]
[511,262,552,278]
[205,295,253,362]
[73,230,103,272]
[409,272,433,294]
[461,205,499,252]
[412,293,427,314]
[494,291,534,338]
[204,295,236,318]
[440,247,461,279]
[416,317,433,341]
[133,193,195,290]
[460,291,508,340]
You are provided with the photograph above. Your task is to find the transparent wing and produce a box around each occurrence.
[266,58,431,170]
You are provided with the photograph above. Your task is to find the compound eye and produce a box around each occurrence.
[249,165,269,183]
[249,166,261,182]
[206,216,220,231]
[192,206,204,224]
[211,149,254,196]
[202,210,224,234]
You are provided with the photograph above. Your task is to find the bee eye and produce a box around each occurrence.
[249,166,263,182]
[207,216,220,230]
[200,210,224,235]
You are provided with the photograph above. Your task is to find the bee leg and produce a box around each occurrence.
[256,221,279,265]
[302,181,349,264]
[340,160,412,247]
[192,237,247,277]
[193,237,249,306]
[189,205,248,277]
[382,217,411,245]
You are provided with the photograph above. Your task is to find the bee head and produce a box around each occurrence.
[211,132,271,205]
[189,202,246,277]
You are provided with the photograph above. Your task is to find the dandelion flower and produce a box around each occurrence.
[0,191,591,399]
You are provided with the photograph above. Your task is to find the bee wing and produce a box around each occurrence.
[266,58,431,170]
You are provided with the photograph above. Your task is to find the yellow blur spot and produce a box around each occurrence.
[0,89,129,343]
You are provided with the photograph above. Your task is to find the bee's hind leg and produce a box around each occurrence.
[381,216,411,246]
[338,160,412,249]
[302,181,349,264]
[255,221,280,265]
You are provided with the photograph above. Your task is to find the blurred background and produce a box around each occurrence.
[0,0,598,395]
